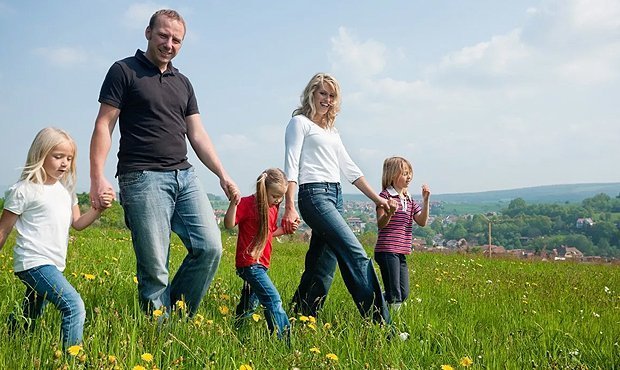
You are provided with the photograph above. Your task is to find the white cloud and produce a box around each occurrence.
[33,47,89,67]
[329,27,387,79]
[439,29,530,74]
[123,3,167,29]
[569,0,620,31]
[555,42,620,84]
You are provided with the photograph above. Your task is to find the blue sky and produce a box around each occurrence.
[1,0,619,198]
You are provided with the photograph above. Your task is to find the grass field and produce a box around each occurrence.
[0,225,618,369]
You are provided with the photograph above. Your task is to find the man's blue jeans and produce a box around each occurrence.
[235,264,290,339]
[291,182,391,324]
[14,265,85,349]
[119,167,222,316]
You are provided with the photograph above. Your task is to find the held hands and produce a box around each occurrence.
[98,190,115,210]
[221,177,241,205]
[281,208,300,234]
[387,198,399,216]
[421,184,431,201]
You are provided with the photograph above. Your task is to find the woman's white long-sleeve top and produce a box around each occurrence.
[284,115,363,185]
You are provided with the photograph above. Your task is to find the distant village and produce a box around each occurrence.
[212,198,617,264]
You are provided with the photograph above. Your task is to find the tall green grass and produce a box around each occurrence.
[0,226,618,369]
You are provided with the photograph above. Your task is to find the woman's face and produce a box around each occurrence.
[312,83,335,122]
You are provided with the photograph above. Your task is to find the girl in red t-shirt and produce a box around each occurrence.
[224,168,298,340]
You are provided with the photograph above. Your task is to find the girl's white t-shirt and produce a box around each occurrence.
[4,180,76,272]
[284,115,363,185]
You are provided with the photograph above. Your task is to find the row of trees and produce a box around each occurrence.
[413,193,620,257]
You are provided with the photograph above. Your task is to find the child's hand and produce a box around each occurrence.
[290,218,301,233]
[387,198,399,215]
[421,184,431,201]
[99,192,114,209]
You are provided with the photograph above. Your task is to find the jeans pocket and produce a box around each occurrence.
[118,171,146,186]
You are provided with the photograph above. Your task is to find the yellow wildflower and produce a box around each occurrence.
[307,323,317,331]
[153,309,163,318]
[326,353,339,361]
[67,345,82,356]
[323,322,332,330]
[193,314,205,326]
[53,350,63,359]
[308,316,316,324]
[108,355,117,364]
[220,294,230,300]
[252,313,261,322]
[133,276,139,284]
[299,315,309,322]
[441,365,454,370]
[83,273,95,281]
[219,305,230,315]
[239,364,253,370]
[309,347,321,354]
[459,356,473,367]
[141,353,153,362]
[176,300,186,310]
[132,366,146,370]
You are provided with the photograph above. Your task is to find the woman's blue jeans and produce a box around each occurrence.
[119,167,222,316]
[235,264,290,339]
[14,265,85,349]
[291,182,390,324]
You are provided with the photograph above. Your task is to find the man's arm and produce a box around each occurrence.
[90,103,119,209]
[186,114,240,203]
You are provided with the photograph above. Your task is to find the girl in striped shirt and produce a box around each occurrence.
[374,157,430,312]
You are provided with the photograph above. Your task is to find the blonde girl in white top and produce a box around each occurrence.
[0,127,113,349]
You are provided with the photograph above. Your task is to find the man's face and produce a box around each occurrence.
[144,15,185,71]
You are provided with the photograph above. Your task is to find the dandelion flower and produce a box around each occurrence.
[325,353,339,361]
[133,276,139,284]
[239,364,253,370]
[323,323,332,330]
[459,356,473,367]
[67,345,82,356]
[252,313,261,322]
[299,315,309,322]
[153,309,163,318]
[441,365,454,370]
[307,323,317,331]
[194,314,205,326]
[108,355,117,364]
[176,300,186,310]
[219,305,230,315]
[308,316,316,324]
[141,353,154,362]
[132,366,146,370]
[309,347,321,354]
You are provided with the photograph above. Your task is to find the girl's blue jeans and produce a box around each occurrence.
[14,264,85,349]
[291,182,391,324]
[235,264,290,339]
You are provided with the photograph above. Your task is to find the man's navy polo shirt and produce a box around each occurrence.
[99,49,199,175]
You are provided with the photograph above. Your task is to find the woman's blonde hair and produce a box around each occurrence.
[381,156,413,196]
[20,127,77,192]
[292,73,341,129]
[250,168,288,259]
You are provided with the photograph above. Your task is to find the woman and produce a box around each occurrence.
[281,73,390,324]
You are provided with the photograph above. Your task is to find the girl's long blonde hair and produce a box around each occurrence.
[250,168,287,260]
[20,127,77,192]
[292,73,341,129]
[381,156,413,197]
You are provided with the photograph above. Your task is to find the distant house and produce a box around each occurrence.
[555,245,584,260]
[482,244,506,256]
[412,238,427,251]
[346,217,364,233]
[576,218,594,228]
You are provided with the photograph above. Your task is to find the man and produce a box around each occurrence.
[89,9,239,316]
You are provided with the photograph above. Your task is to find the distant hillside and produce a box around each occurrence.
[344,183,620,204]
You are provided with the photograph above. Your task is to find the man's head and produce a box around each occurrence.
[144,9,186,72]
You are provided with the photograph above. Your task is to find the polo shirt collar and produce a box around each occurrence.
[387,186,410,211]
[135,49,177,75]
